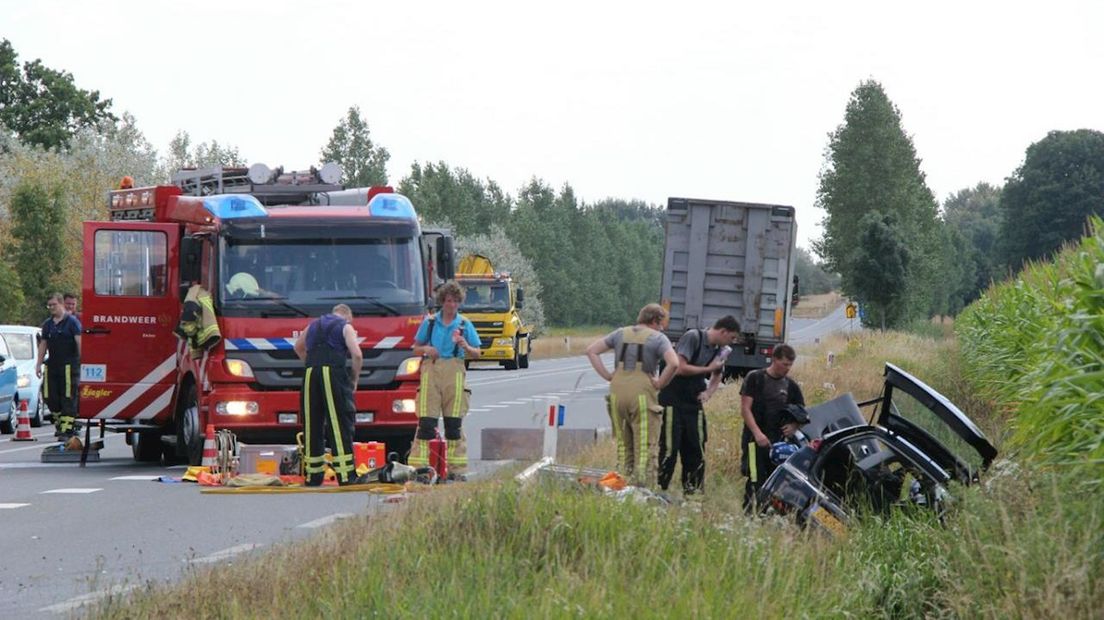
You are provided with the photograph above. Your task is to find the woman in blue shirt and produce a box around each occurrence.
[409,281,482,478]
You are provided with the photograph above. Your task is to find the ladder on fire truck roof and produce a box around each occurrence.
[172,164,343,206]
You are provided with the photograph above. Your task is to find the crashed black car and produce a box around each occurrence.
[757,363,998,535]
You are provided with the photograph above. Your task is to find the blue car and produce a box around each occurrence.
[0,325,47,429]
[0,333,20,433]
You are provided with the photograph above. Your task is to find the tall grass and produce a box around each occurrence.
[957,216,1104,477]
[90,331,1102,619]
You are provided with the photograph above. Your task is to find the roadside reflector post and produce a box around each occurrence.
[542,403,559,460]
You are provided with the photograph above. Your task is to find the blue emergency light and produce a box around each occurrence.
[203,195,268,219]
[367,193,417,220]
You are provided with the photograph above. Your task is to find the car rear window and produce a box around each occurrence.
[0,333,33,360]
[891,389,984,472]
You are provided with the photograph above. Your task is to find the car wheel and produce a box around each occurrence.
[30,398,44,427]
[0,400,14,434]
[503,338,519,370]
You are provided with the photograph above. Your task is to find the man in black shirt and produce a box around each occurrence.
[739,343,804,510]
[36,293,82,442]
[657,315,740,495]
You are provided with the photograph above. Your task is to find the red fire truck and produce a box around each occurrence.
[79,164,455,464]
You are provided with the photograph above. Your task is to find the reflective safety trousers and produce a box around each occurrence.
[410,358,470,471]
[44,362,79,434]
[301,364,355,485]
[606,369,662,488]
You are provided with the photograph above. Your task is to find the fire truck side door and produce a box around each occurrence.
[80,221,182,423]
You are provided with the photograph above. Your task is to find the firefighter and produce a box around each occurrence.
[409,281,481,478]
[657,315,740,495]
[586,304,680,488]
[35,293,82,443]
[740,343,805,510]
[293,304,363,486]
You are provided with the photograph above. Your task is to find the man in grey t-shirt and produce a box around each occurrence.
[587,304,679,487]
[739,343,805,510]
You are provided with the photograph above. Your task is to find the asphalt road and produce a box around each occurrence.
[0,355,609,618]
[0,306,850,617]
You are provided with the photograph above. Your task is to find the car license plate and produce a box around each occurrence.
[811,505,847,537]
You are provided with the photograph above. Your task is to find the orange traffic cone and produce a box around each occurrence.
[12,400,36,442]
[200,424,218,471]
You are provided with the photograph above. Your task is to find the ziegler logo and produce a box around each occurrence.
[81,386,113,399]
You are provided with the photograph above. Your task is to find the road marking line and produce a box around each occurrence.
[0,503,30,509]
[297,513,354,529]
[41,488,103,494]
[500,401,526,405]
[485,404,509,409]
[39,584,139,614]
[467,408,490,413]
[189,543,261,564]
[110,475,161,481]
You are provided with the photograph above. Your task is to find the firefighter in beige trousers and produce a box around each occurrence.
[410,281,482,476]
[586,304,679,487]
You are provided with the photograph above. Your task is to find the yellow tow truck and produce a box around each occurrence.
[456,255,532,370]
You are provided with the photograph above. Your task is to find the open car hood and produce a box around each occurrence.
[879,363,997,478]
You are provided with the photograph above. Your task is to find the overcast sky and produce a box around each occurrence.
[4,1,1102,249]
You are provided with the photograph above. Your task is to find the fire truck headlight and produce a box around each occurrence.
[216,401,259,416]
[397,356,422,377]
[392,399,416,414]
[17,374,30,388]
[224,359,255,378]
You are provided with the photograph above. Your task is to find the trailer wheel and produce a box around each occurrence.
[176,383,204,466]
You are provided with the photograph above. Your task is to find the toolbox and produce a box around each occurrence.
[238,444,298,475]
[354,441,387,470]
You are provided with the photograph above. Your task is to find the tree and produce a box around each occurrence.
[942,182,1003,304]
[398,162,511,236]
[0,259,23,324]
[851,212,910,330]
[814,80,941,323]
[320,106,389,187]
[164,130,245,176]
[999,129,1104,269]
[793,246,840,296]
[0,39,115,150]
[8,180,66,323]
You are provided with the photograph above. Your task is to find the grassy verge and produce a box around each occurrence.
[92,330,1102,618]
[529,326,611,361]
[791,291,843,319]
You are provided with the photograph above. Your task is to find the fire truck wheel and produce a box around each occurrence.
[131,432,163,463]
[176,383,204,466]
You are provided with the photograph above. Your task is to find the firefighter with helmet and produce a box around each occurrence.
[294,304,363,486]
[409,281,481,478]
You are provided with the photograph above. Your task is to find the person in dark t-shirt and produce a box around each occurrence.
[739,343,804,510]
[36,293,83,441]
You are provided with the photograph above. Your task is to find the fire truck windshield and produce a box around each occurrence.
[219,236,425,317]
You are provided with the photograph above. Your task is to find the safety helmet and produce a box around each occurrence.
[119,176,134,189]
[769,441,799,465]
